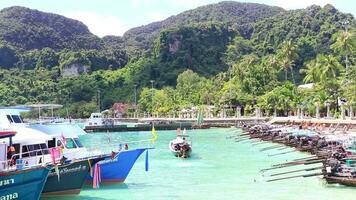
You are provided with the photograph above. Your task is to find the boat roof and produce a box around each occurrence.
[29,123,86,138]
[0,126,52,145]
[0,108,29,115]
[0,130,16,139]
[26,104,63,109]
[177,134,190,137]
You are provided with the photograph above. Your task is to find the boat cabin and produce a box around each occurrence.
[87,113,104,126]
[30,123,88,160]
[0,127,52,170]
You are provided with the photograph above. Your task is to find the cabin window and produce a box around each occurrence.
[9,144,20,159]
[34,144,42,155]
[13,144,20,155]
[11,115,22,123]
[57,140,63,147]
[48,138,56,148]
[73,138,83,148]
[6,115,13,123]
[40,143,49,154]
[22,146,29,158]
[26,144,41,156]
[65,138,76,149]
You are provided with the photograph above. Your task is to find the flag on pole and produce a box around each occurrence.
[61,133,67,147]
[145,150,149,172]
[151,125,158,143]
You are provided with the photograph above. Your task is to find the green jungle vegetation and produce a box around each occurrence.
[0,2,355,118]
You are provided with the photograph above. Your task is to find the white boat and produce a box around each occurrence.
[85,113,114,127]
[0,108,54,166]
[169,129,192,158]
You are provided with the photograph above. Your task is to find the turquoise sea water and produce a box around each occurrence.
[41,128,356,200]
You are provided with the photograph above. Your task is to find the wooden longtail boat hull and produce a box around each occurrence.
[325,176,356,187]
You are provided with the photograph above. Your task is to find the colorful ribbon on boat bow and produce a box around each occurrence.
[93,163,101,189]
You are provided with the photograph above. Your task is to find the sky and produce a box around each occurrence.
[0,0,354,37]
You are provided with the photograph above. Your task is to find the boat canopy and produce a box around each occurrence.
[291,129,317,137]
[0,130,16,139]
[0,126,52,144]
[177,134,190,137]
[29,123,86,138]
[26,104,63,109]
[0,108,28,128]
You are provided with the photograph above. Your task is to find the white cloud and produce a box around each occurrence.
[63,11,127,37]
[274,0,333,9]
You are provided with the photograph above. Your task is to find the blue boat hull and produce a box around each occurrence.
[0,167,49,200]
[86,148,147,183]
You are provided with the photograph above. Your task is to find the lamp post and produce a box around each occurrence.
[150,80,154,118]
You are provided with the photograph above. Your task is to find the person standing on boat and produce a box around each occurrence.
[177,128,181,135]
[7,145,16,165]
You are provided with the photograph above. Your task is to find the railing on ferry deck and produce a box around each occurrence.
[0,148,51,172]
[71,139,154,159]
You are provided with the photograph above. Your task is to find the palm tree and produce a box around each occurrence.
[301,54,344,84]
[319,55,344,82]
[277,40,298,82]
[300,59,321,83]
[331,29,356,70]
[232,54,258,81]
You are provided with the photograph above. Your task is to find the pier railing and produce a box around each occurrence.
[83,139,154,156]
[0,148,51,171]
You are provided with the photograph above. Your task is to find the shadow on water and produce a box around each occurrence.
[41,195,107,200]
[82,183,128,191]
[82,182,153,191]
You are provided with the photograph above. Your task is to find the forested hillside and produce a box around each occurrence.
[122,1,284,54]
[0,6,102,51]
[0,2,355,118]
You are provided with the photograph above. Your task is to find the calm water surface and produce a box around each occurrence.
[41,128,356,200]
